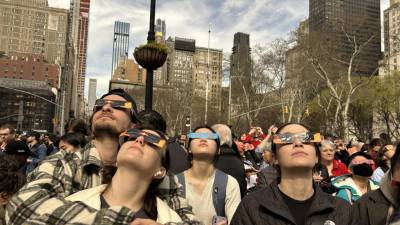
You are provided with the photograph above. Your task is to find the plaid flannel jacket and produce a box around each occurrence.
[6,143,202,225]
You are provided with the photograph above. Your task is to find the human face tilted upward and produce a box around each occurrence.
[274,124,318,171]
[189,128,219,161]
[91,95,133,138]
[117,129,167,178]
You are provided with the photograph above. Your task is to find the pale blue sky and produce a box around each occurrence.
[48,0,389,98]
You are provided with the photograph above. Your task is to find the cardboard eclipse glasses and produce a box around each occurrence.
[94,99,132,111]
[119,129,167,150]
[272,132,321,144]
[188,132,219,140]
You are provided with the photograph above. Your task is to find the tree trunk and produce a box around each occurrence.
[342,93,352,142]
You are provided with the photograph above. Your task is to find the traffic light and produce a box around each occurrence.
[284,105,289,114]
[185,116,191,127]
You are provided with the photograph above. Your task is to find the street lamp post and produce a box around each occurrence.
[145,0,157,110]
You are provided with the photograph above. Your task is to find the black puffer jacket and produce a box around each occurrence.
[231,180,354,225]
[216,144,247,197]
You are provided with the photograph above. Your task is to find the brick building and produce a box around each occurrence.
[0,53,60,88]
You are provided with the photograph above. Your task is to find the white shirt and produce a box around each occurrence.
[183,170,241,225]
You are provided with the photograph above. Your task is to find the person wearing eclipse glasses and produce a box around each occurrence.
[331,151,379,204]
[176,125,241,225]
[353,143,400,225]
[64,126,183,223]
[231,123,353,225]
[7,89,200,225]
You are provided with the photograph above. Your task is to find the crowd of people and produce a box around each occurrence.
[1,88,400,225]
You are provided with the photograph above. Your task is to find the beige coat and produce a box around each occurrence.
[66,184,183,224]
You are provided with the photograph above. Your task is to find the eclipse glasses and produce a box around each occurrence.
[119,129,167,150]
[272,132,321,144]
[188,132,219,140]
[94,99,132,111]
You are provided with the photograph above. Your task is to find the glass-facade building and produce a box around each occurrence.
[309,0,381,76]
[111,21,130,77]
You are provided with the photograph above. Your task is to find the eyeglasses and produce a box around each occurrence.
[272,132,321,144]
[94,99,132,112]
[188,132,219,140]
[0,133,10,136]
[119,129,167,150]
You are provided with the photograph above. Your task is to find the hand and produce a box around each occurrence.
[243,143,254,151]
[249,128,257,135]
[313,174,324,183]
[130,219,162,225]
[267,125,277,135]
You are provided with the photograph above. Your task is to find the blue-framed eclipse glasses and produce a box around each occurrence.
[188,132,219,140]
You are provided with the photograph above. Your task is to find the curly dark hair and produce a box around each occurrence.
[0,155,26,195]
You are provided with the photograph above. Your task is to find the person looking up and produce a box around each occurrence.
[7,89,200,225]
[232,123,353,225]
[64,127,183,223]
[177,125,241,225]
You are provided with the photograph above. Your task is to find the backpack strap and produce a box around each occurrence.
[213,169,228,217]
[176,172,186,198]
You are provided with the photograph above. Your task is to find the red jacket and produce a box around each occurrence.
[242,134,267,148]
[331,160,350,177]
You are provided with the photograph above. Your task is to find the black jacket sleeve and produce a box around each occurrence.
[231,199,254,225]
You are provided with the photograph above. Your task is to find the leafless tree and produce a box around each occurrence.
[304,24,378,142]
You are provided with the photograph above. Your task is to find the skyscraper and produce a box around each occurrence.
[165,37,195,89]
[111,21,130,77]
[309,0,381,76]
[76,0,90,97]
[193,47,223,111]
[69,0,90,118]
[0,0,68,65]
[155,19,166,40]
[384,0,400,73]
[88,78,97,110]
[230,32,251,117]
